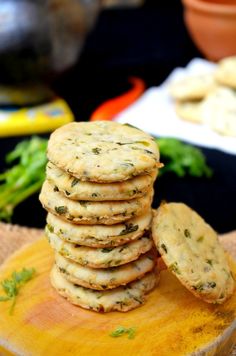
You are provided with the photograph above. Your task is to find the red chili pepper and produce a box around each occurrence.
[90,77,145,121]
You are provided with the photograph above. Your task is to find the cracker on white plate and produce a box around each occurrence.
[201,86,236,137]
[215,56,236,89]
[169,73,215,101]
[175,100,203,123]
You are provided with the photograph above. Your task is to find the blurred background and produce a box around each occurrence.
[0,0,236,233]
[0,0,199,118]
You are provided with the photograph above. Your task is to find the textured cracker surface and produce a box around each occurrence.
[40,180,153,225]
[46,210,152,247]
[47,230,153,268]
[54,251,155,290]
[47,161,157,201]
[152,203,235,304]
[50,265,158,312]
[47,121,160,182]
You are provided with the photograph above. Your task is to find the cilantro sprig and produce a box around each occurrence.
[0,135,213,223]
[0,267,36,314]
[0,137,47,222]
[157,138,213,178]
[110,326,136,339]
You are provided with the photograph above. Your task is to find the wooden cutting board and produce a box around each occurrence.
[0,237,236,356]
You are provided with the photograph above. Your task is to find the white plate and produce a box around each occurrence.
[115,58,236,155]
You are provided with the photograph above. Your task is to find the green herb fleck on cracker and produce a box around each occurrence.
[92,148,101,155]
[101,248,113,253]
[119,224,139,236]
[55,206,68,215]
[169,262,181,275]
[197,236,204,242]
[184,229,191,238]
[46,224,54,233]
[71,178,79,187]
[161,243,168,253]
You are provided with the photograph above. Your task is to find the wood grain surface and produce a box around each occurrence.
[0,232,236,356]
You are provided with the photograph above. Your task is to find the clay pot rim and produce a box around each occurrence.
[182,0,236,15]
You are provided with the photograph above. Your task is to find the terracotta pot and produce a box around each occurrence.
[182,0,236,61]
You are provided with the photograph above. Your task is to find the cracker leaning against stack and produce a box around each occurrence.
[39,121,161,312]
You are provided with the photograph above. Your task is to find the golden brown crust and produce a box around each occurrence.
[46,230,154,268]
[47,121,160,182]
[39,180,153,225]
[46,161,157,201]
[46,210,152,247]
[50,265,159,312]
[54,252,156,290]
[152,202,235,304]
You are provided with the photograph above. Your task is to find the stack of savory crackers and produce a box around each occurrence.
[39,121,160,312]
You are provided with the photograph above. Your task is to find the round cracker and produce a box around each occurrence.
[169,73,215,101]
[50,265,158,312]
[46,210,152,247]
[47,121,160,182]
[215,56,236,89]
[201,87,236,137]
[39,180,153,225]
[152,202,235,304]
[175,100,203,123]
[46,161,157,201]
[46,229,153,268]
[55,252,155,290]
